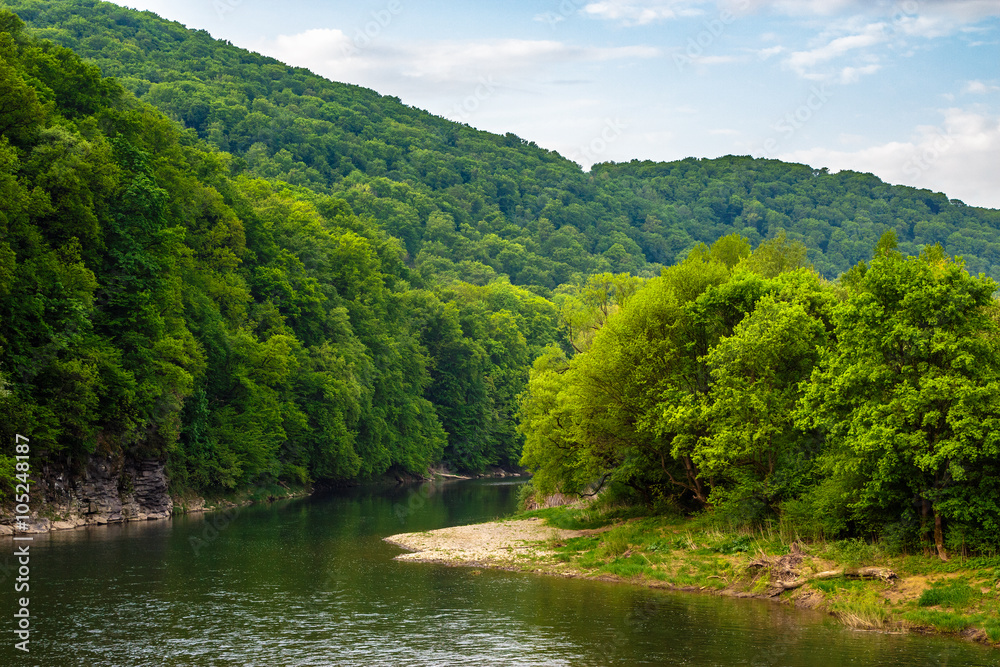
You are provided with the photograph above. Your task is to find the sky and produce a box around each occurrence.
[110,0,1000,208]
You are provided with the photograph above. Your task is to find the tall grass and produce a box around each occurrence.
[829,587,891,630]
[917,581,978,609]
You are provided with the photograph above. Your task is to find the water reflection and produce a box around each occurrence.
[1,479,996,666]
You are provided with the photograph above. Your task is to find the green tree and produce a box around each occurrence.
[699,275,830,518]
[801,249,1000,558]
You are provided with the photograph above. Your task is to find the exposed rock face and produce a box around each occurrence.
[1,456,173,533]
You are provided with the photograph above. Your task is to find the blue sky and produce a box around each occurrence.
[112,0,1000,208]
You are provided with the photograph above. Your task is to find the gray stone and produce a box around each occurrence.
[5,455,174,533]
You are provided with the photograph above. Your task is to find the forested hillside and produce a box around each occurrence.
[0,9,563,497]
[5,0,1000,287]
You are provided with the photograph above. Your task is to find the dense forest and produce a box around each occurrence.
[6,0,1000,286]
[2,1,1000,555]
[0,8,564,495]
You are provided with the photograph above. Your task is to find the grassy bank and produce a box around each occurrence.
[508,502,1000,647]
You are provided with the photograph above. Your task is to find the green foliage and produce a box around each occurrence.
[824,538,879,568]
[713,535,753,555]
[0,11,564,497]
[800,250,1000,554]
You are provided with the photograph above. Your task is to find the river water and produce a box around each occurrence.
[1,478,996,666]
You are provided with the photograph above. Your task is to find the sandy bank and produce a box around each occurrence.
[385,517,587,566]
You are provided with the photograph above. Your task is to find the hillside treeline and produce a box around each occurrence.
[6,0,1000,287]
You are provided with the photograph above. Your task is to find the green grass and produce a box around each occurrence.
[555,536,601,552]
[600,554,649,578]
[515,499,1000,643]
[903,609,972,633]
[828,585,891,630]
[984,619,1000,642]
[517,501,661,530]
[918,581,979,609]
[819,537,880,567]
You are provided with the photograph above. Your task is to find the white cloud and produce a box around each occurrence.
[579,0,1000,25]
[580,0,706,25]
[741,0,1000,22]
[263,32,659,91]
[838,63,881,83]
[920,0,1000,23]
[533,12,566,25]
[739,0,861,16]
[964,79,999,93]
[777,109,1000,208]
[784,24,886,77]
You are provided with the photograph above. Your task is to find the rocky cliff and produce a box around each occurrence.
[1,456,173,534]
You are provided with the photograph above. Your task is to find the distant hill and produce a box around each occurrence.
[6,0,1000,286]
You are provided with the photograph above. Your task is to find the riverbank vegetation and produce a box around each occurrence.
[502,499,1000,645]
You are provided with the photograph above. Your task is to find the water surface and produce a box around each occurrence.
[1,479,996,666]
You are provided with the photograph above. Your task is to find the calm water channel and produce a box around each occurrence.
[1,478,997,666]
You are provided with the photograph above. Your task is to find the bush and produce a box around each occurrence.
[516,479,536,511]
[714,535,753,555]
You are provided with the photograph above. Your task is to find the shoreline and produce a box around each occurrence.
[386,516,1000,649]
[0,486,310,536]
[0,470,522,536]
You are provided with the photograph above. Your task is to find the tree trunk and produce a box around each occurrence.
[934,508,949,561]
[683,455,708,506]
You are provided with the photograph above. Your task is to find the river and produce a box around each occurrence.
[1,478,996,665]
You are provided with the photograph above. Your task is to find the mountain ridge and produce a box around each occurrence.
[6,0,1000,288]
